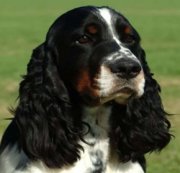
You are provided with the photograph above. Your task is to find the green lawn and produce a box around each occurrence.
[0,0,180,172]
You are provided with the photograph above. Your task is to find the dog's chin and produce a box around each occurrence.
[100,87,136,105]
[81,86,143,107]
[81,91,131,107]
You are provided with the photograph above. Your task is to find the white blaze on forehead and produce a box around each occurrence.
[98,8,140,62]
[99,8,121,45]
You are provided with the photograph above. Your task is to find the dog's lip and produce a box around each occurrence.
[119,87,135,94]
[99,86,136,104]
[109,86,135,96]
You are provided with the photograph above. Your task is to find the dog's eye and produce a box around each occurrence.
[119,25,136,45]
[122,35,135,45]
[76,35,92,44]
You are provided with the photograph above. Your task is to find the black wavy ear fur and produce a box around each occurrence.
[110,48,171,162]
[13,43,83,168]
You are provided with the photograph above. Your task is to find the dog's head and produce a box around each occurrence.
[46,6,145,106]
[13,6,171,168]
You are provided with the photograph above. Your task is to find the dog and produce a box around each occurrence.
[0,6,171,173]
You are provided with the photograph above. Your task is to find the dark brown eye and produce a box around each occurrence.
[119,25,136,45]
[76,35,92,44]
[122,35,135,45]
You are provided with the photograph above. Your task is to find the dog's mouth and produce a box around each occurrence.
[76,67,145,106]
[88,65,145,106]
[114,87,135,95]
[79,84,137,107]
[99,85,136,105]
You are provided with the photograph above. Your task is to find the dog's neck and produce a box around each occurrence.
[78,105,111,172]
[82,105,112,141]
[82,105,111,134]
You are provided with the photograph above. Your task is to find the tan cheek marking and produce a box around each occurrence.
[76,70,91,92]
[76,70,99,97]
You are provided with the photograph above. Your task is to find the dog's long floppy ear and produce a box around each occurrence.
[14,43,82,168]
[111,48,171,161]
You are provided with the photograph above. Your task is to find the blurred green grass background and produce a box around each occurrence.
[0,0,179,172]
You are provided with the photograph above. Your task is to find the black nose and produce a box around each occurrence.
[110,58,142,79]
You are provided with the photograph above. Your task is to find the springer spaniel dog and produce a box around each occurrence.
[0,6,171,173]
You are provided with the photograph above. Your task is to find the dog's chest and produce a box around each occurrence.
[19,105,144,173]
[61,106,111,173]
[59,106,144,173]
[80,106,111,172]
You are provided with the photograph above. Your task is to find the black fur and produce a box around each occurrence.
[0,6,171,171]
[14,44,84,167]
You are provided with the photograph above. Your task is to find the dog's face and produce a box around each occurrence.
[47,6,145,106]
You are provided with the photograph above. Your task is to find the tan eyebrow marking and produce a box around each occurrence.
[124,26,132,34]
[87,24,98,34]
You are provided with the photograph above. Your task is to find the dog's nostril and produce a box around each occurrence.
[111,59,141,79]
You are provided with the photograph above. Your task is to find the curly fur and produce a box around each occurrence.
[0,6,171,172]
[13,44,86,168]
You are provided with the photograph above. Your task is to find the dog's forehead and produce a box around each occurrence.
[98,8,120,42]
[98,7,116,24]
[88,7,123,24]
[48,6,132,45]
[49,6,128,36]
[97,7,132,47]
[60,6,124,27]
